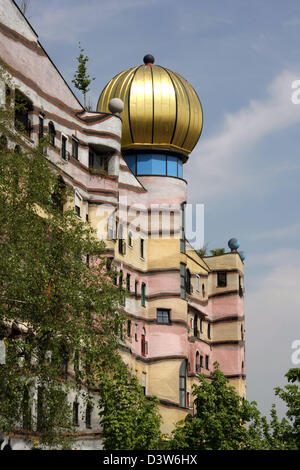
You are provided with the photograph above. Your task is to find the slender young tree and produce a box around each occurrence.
[72,42,95,109]
[0,66,124,448]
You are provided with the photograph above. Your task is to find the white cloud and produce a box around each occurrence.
[186,69,300,202]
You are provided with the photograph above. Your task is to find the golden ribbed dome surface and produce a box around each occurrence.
[97,61,203,156]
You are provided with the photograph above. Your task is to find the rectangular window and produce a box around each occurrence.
[142,372,146,395]
[89,149,94,168]
[140,239,145,259]
[126,273,131,291]
[73,402,79,426]
[75,192,81,218]
[196,275,200,292]
[127,320,131,337]
[141,283,146,307]
[137,154,152,174]
[200,355,203,368]
[217,272,227,287]
[157,309,170,324]
[152,154,166,175]
[205,355,209,370]
[61,135,67,160]
[180,263,186,299]
[72,137,79,160]
[39,116,44,141]
[86,404,92,428]
[167,155,178,177]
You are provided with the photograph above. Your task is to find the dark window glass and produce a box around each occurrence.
[22,388,31,430]
[140,239,144,258]
[205,355,209,370]
[72,138,79,160]
[75,205,81,217]
[194,315,198,337]
[39,116,44,141]
[141,283,146,307]
[86,404,92,428]
[196,352,200,371]
[135,281,138,298]
[127,320,131,337]
[48,121,55,146]
[126,273,131,291]
[14,89,33,136]
[73,402,79,426]
[217,272,227,287]
[179,360,187,407]
[186,269,191,294]
[207,323,211,339]
[157,309,170,324]
[61,135,67,160]
[180,263,186,299]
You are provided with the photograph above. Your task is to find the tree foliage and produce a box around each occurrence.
[170,363,261,450]
[72,42,95,108]
[98,361,162,450]
[0,66,124,448]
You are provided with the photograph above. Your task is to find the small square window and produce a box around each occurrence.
[217,272,227,287]
[157,309,170,324]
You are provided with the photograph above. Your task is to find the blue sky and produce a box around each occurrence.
[16,0,300,418]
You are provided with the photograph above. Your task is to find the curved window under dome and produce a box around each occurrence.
[124,153,183,179]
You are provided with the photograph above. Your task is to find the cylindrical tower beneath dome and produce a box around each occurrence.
[97,56,203,168]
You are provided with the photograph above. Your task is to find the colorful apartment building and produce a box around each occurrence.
[0,0,246,449]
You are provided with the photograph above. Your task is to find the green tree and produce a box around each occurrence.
[170,363,261,450]
[210,248,225,256]
[72,42,95,109]
[98,361,162,450]
[0,66,124,448]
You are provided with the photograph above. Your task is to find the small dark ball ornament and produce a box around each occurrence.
[143,54,155,65]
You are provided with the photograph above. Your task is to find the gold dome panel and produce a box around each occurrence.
[97,63,203,156]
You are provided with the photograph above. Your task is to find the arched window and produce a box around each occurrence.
[141,327,146,356]
[14,145,21,154]
[207,323,211,339]
[195,351,200,372]
[179,360,187,407]
[202,283,205,298]
[48,121,56,146]
[141,283,146,307]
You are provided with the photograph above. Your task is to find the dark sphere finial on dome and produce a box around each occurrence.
[143,54,155,65]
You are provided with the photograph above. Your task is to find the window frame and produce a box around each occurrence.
[157,309,170,324]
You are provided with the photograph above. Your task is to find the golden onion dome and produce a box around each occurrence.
[97,55,203,157]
